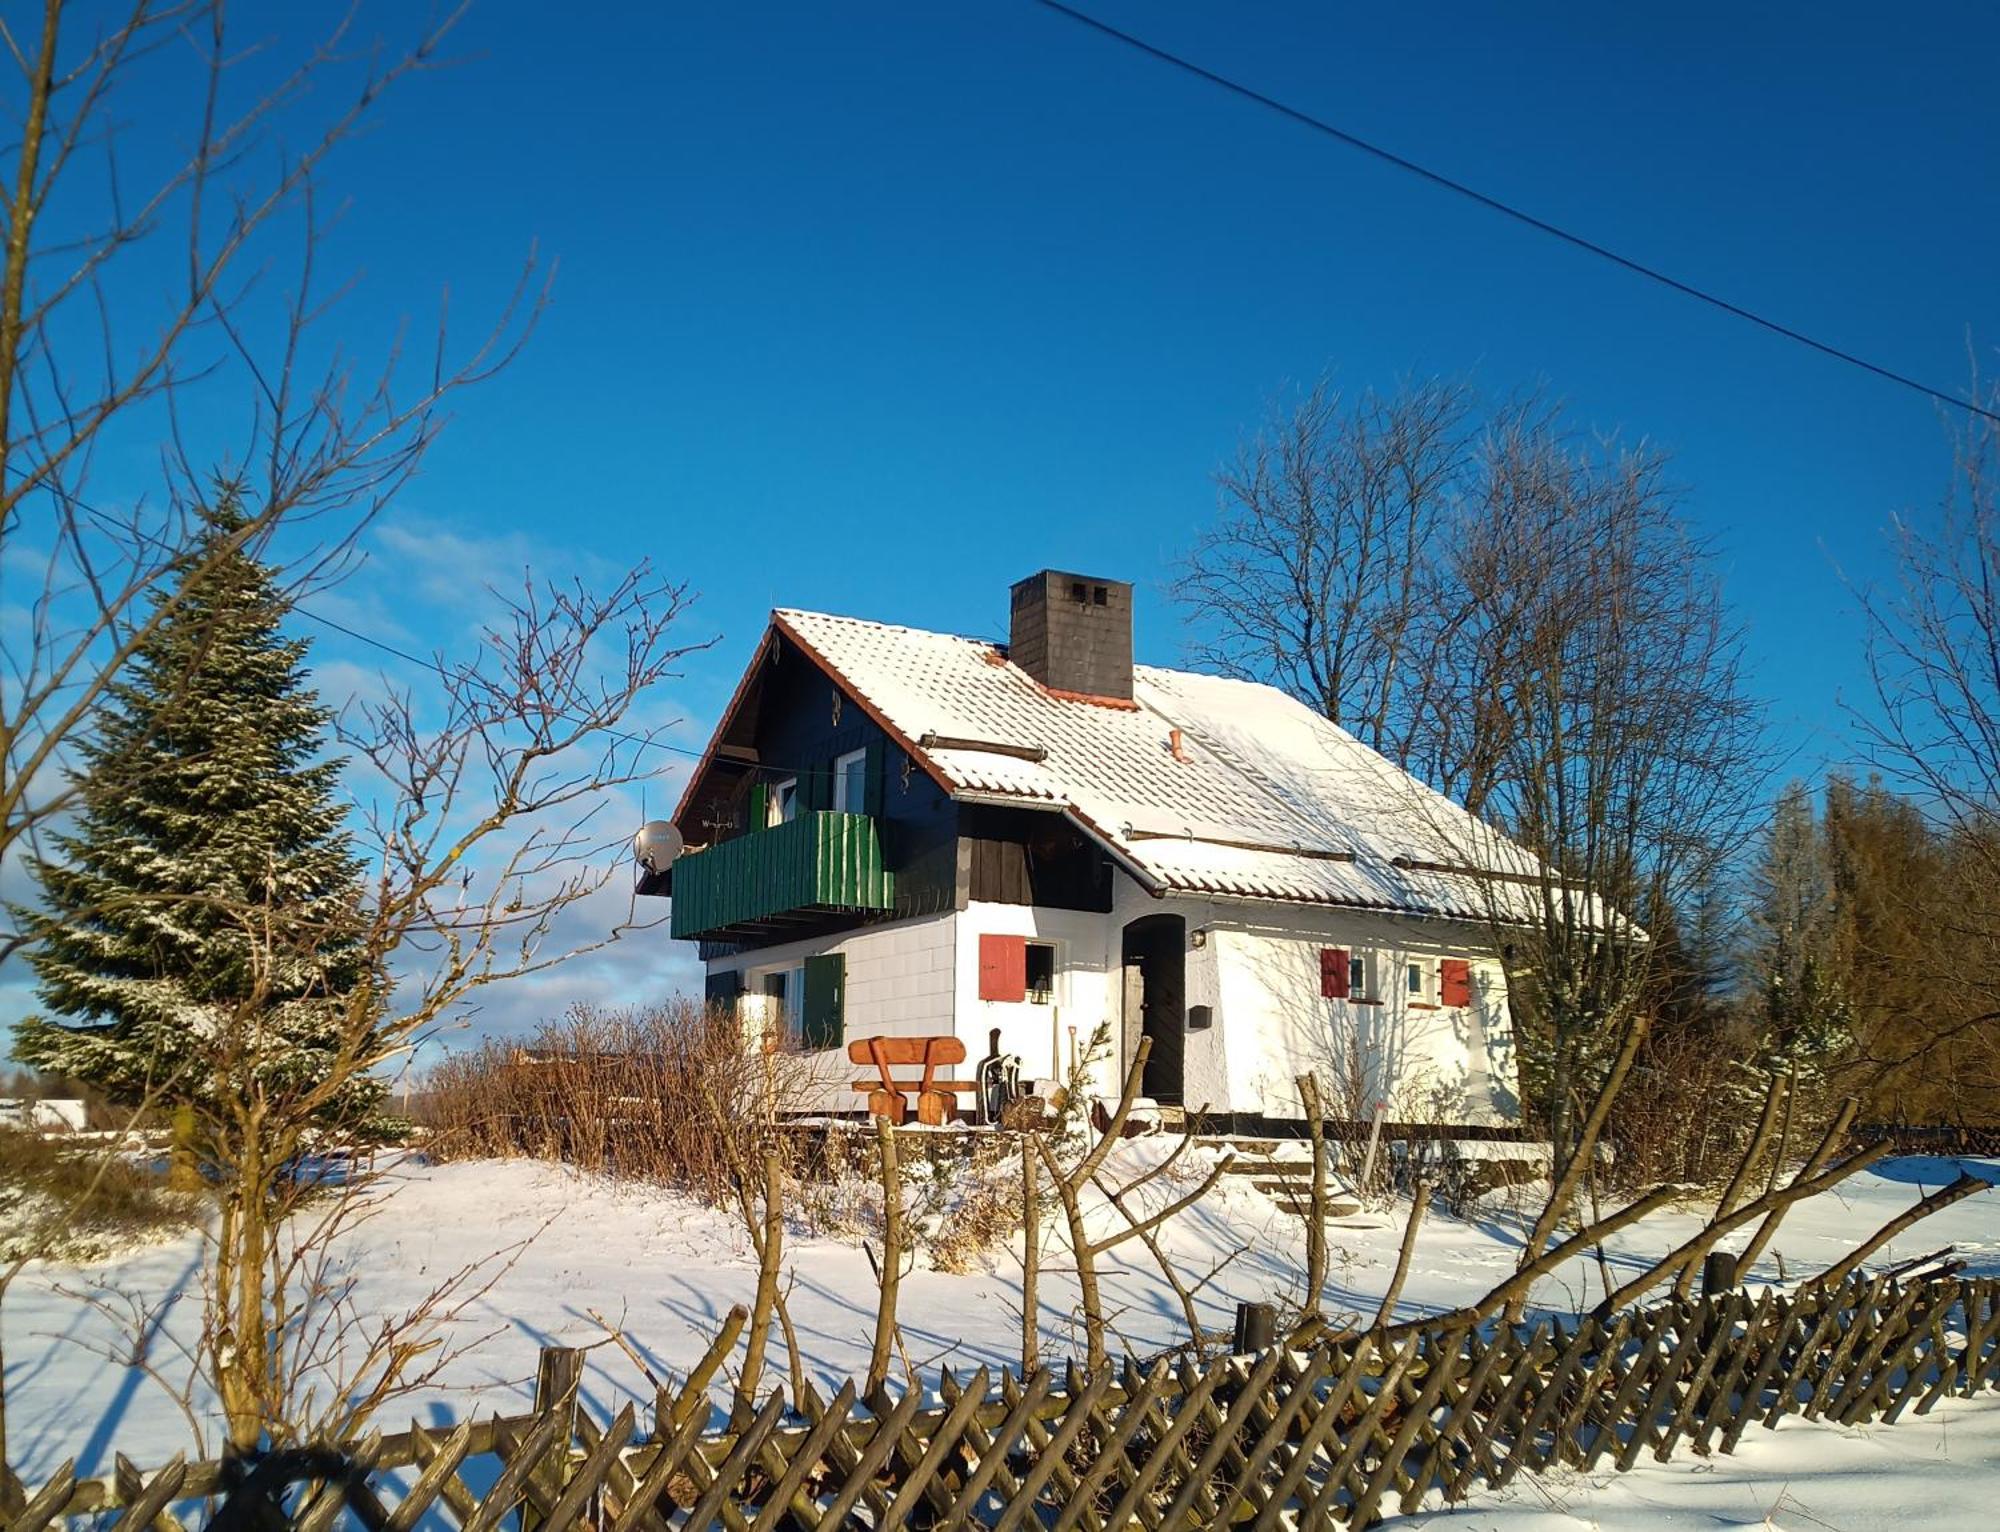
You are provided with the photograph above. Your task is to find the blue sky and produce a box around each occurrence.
[315,0,1994,749]
[20,0,2000,1044]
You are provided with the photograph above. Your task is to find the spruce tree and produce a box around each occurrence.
[13,494,381,1137]
[1752,781,1851,1077]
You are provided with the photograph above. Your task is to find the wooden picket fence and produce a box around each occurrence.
[17,1272,2000,1530]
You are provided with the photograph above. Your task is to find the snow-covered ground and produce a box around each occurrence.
[4,1147,1998,1518]
[1408,1389,2000,1530]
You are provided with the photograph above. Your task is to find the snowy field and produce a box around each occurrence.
[1407,1389,2000,1530]
[5,1147,1999,1522]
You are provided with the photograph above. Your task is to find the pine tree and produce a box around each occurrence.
[12,493,381,1137]
[1751,781,1851,1076]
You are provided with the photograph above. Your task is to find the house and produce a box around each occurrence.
[0,1097,87,1133]
[647,569,1533,1132]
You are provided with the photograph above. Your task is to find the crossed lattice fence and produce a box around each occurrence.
[18,1273,2000,1530]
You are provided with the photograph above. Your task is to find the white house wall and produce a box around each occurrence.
[706,911,958,1111]
[952,901,1114,1093]
[1207,909,1518,1124]
[700,883,1518,1124]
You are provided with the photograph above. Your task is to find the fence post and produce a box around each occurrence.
[521,1345,586,1532]
[1356,1102,1390,1197]
[1701,1251,1738,1298]
[1233,1301,1276,1354]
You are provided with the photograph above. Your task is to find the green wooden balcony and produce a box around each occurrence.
[670,810,894,941]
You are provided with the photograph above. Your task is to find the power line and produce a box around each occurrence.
[295,605,696,764]
[1029,0,2000,428]
[295,605,838,786]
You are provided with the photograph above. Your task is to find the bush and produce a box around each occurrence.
[0,1127,202,1262]
[1606,1013,1782,1190]
[417,1000,822,1205]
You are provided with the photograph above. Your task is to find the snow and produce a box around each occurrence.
[1406,1392,2000,1529]
[0,1099,87,1132]
[4,1151,1998,1512]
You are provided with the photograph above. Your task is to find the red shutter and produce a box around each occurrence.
[979,934,1027,1002]
[1320,947,1350,999]
[1440,959,1472,1007]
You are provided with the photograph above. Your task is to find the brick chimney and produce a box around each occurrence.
[1008,570,1133,701]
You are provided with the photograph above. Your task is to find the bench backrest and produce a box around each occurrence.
[846,1034,967,1068]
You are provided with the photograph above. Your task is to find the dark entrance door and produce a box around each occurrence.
[1121,914,1186,1104]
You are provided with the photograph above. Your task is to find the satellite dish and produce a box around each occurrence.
[633,820,684,873]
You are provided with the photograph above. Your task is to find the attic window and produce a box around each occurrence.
[1069,581,1088,603]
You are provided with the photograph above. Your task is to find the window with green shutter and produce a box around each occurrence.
[704,970,743,1016]
[801,953,845,1049]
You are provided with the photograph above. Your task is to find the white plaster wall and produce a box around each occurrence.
[951,901,1116,1094]
[706,912,958,1110]
[951,890,1231,1113]
[1206,907,1520,1124]
[701,883,1520,1125]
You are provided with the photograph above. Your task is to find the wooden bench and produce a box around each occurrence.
[847,1035,976,1126]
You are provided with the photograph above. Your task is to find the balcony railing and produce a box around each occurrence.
[669,810,894,940]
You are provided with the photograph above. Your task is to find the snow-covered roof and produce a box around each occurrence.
[759,608,1550,923]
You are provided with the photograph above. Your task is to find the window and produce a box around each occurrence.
[1407,961,1431,1001]
[1349,952,1369,1000]
[1025,942,1056,1004]
[833,748,868,813]
[756,967,803,1042]
[769,777,798,826]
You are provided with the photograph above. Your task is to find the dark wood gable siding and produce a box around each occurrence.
[687,635,958,954]
[961,804,1112,912]
[681,637,1126,956]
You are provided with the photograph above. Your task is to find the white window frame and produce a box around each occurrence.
[1406,959,1434,1004]
[769,777,799,826]
[832,748,868,813]
[748,963,805,1043]
[1024,939,1059,1005]
[1348,951,1371,1001]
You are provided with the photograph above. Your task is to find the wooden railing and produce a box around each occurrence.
[669,810,893,940]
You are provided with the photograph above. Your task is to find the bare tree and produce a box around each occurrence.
[1180,386,1769,1165]
[1175,376,1475,757]
[0,1,543,919]
[1432,410,1770,1168]
[865,1119,905,1408]
[1,1,547,1495]
[1849,366,2000,1115]
[1033,1037,1234,1372]
[192,565,699,1452]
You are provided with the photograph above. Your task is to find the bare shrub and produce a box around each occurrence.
[1602,1018,1762,1189]
[920,1144,1027,1276]
[0,1128,201,1262]
[418,999,812,1204]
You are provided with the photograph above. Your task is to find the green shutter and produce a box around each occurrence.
[801,953,845,1049]
[863,739,885,816]
[704,970,743,1015]
[808,762,832,812]
[746,782,767,831]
